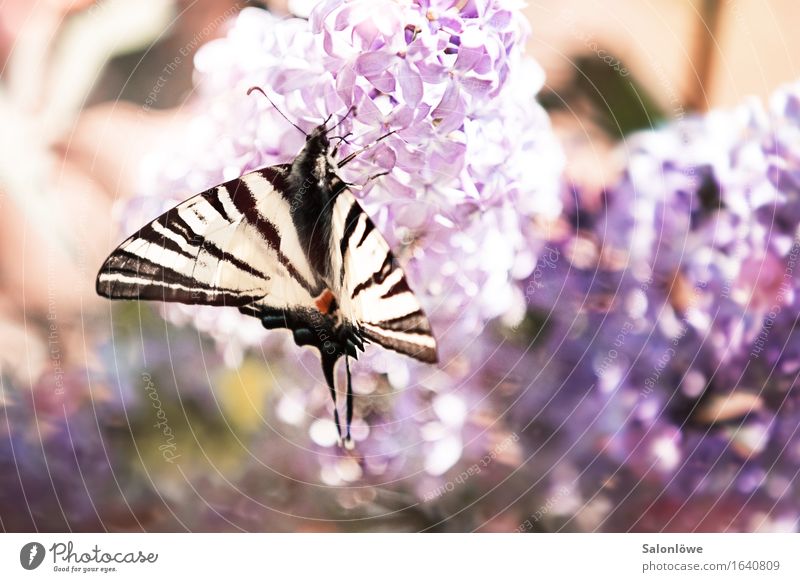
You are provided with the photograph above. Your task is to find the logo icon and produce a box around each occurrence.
[20,542,46,570]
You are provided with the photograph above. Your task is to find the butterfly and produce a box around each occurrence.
[96,87,438,449]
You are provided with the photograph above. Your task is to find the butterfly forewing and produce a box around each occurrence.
[331,189,438,363]
[96,166,321,310]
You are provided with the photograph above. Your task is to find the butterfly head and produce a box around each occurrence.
[288,123,347,205]
[304,123,332,152]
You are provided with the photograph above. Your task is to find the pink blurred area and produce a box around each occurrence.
[0,0,244,376]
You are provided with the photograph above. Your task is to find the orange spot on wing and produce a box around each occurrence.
[314,289,336,314]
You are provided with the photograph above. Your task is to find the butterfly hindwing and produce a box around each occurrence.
[96,165,321,310]
[331,189,438,363]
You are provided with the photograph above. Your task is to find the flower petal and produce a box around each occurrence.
[355,51,393,77]
[398,60,423,106]
[309,0,342,33]
[454,45,484,72]
[432,83,465,132]
[335,63,357,104]
[460,76,493,97]
[367,70,396,93]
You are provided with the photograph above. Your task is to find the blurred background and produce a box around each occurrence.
[1,0,799,532]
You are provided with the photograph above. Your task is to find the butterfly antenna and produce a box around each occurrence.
[344,356,354,450]
[337,129,396,168]
[326,105,356,135]
[247,86,307,137]
[331,132,354,157]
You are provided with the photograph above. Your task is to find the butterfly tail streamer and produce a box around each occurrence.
[321,351,344,446]
[345,356,354,450]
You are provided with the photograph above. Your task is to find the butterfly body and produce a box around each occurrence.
[284,126,344,279]
[97,108,437,448]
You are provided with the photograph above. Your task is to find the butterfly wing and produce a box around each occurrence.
[96,166,323,310]
[330,189,438,363]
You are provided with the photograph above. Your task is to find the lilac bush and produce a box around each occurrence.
[130,1,562,484]
[514,83,800,532]
[0,369,132,531]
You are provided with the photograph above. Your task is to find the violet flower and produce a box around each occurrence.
[512,84,800,532]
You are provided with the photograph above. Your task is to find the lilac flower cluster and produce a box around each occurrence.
[134,0,562,481]
[514,83,800,532]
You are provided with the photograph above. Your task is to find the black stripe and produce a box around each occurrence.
[99,273,251,305]
[137,224,196,261]
[99,250,259,305]
[369,309,431,333]
[184,196,271,281]
[166,204,272,282]
[103,250,216,292]
[228,176,317,294]
[356,218,375,248]
[339,202,363,284]
[380,276,411,299]
[228,178,282,248]
[351,252,394,297]
[159,211,199,245]
[199,241,270,282]
[201,187,232,222]
[360,327,437,364]
[149,206,271,282]
[258,166,291,201]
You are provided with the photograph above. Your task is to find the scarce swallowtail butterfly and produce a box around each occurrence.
[96,87,438,449]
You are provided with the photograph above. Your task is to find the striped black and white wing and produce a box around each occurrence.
[331,189,438,363]
[97,166,322,310]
